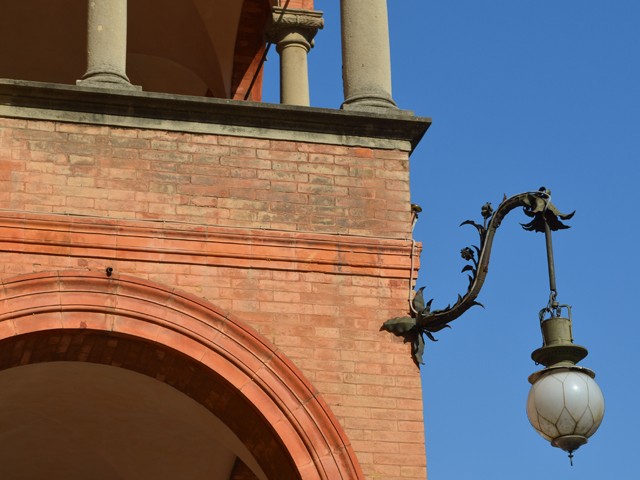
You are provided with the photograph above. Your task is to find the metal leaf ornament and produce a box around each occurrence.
[382,190,574,366]
[382,288,450,366]
[521,189,575,232]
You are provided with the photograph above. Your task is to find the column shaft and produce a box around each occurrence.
[267,8,323,107]
[278,40,311,106]
[77,0,137,89]
[341,0,396,110]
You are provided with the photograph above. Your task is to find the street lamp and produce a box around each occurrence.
[382,188,604,464]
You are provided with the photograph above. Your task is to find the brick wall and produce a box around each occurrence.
[1,118,411,238]
[0,114,425,479]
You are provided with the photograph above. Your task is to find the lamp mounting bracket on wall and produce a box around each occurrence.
[383,187,573,364]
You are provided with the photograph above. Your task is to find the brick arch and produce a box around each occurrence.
[0,271,363,480]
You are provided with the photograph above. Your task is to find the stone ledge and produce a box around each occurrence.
[0,79,431,152]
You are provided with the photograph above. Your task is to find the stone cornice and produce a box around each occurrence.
[0,211,420,279]
[0,79,431,152]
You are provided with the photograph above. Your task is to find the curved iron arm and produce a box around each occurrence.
[382,188,575,365]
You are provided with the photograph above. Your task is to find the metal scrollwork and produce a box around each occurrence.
[382,188,575,366]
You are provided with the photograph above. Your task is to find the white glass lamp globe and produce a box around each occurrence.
[527,368,605,454]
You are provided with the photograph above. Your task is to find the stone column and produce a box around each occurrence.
[77,0,138,89]
[267,8,324,106]
[340,0,397,111]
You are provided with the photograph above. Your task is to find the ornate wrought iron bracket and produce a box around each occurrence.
[382,188,575,366]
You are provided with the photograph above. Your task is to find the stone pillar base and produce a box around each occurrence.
[77,72,141,91]
[342,93,397,112]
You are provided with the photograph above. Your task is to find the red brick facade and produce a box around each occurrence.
[1,119,412,236]
[0,77,429,479]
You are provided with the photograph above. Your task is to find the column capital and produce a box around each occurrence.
[266,8,324,50]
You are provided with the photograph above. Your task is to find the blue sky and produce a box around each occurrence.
[266,1,639,478]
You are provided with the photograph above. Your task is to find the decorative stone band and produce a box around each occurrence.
[0,211,419,279]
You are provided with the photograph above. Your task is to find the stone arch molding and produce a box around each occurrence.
[0,271,363,480]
